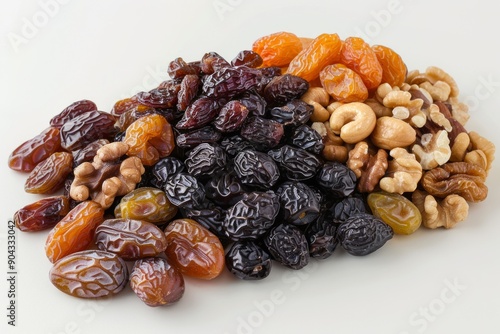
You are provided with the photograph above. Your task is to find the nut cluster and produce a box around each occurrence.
[309,65,495,228]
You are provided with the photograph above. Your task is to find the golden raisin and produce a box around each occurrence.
[372,44,407,87]
[252,31,303,67]
[319,64,368,102]
[339,37,383,90]
[286,33,342,82]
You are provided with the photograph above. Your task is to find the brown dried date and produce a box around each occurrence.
[110,97,140,116]
[177,74,200,111]
[60,110,117,151]
[72,139,109,168]
[49,250,128,298]
[164,218,225,280]
[175,96,221,130]
[8,127,62,172]
[421,162,488,202]
[45,201,105,263]
[49,100,98,128]
[202,66,262,99]
[14,196,70,232]
[95,219,168,260]
[25,152,73,194]
[130,257,184,307]
[136,83,181,109]
[168,57,200,79]
[124,114,175,166]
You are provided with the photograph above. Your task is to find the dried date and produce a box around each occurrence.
[202,66,262,99]
[25,152,73,194]
[185,143,227,178]
[60,110,116,151]
[233,150,280,188]
[14,196,70,232]
[49,99,98,128]
[263,74,309,107]
[176,126,222,149]
[276,181,320,225]
[268,145,321,181]
[240,116,284,149]
[225,240,272,280]
[164,172,206,209]
[264,223,309,270]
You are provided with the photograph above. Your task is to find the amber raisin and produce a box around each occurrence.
[372,44,407,87]
[252,32,303,67]
[25,152,73,194]
[319,64,368,102]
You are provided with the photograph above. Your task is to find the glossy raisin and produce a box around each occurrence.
[290,124,324,155]
[60,110,116,151]
[336,213,393,256]
[45,201,105,263]
[372,44,407,87]
[268,145,321,181]
[14,196,70,232]
[202,66,262,99]
[305,216,338,259]
[176,126,222,149]
[177,74,200,111]
[130,257,184,307]
[238,92,267,116]
[164,172,206,209]
[184,143,227,178]
[330,196,368,222]
[264,223,309,270]
[223,191,280,241]
[8,127,62,172]
[95,218,168,260]
[49,250,128,298]
[124,114,175,166]
[231,50,263,68]
[220,135,256,156]
[252,31,303,67]
[213,100,250,133]
[49,99,98,128]
[168,57,200,80]
[114,104,156,132]
[367,192,422,235]
[276,181,320,225]
[164,218,225,280]
[114,187,177,224]
[316,162,357,198]
[200,52,230,74]
[319,64,368,102]
[151,157,185,189]
[110,97,140,116]
[176,96,221,130]
[263,74,309,107]
[205,171,247,207]
[182,205,228,243]
[226,241,272,280]
[240,116,284,150]
[270,99,313,127]
[233,150,280,188]
[25,152,73,194]
[136,84,180,108]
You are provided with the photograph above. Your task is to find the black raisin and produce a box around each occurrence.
[268,145,321,181]
[269,100,313,127]
[164,173,206,209]
[184,143,227,178]
[233,150,280,188]
[316,162,357,198]
[225,241,272,280]
[276,181,320,225]
[264,223,309,270]
[290,125,324,155]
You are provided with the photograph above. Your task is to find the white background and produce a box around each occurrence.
[1,1,500,333]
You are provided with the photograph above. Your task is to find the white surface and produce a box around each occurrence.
[1,1,500,333]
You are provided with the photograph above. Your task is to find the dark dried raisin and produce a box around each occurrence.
[184,143,227,178]
[226,240,272,280]
[276,181,320,225]
[268,145,321,181]
[233,150,280,188]
[269,99,313,126]
[240,116,284,150]
[263,74,309,106]
[264,223,309,270]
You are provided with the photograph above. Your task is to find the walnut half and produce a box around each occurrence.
[412,190,469,229]
[70,142,145,209]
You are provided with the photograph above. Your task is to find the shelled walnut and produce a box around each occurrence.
[70,142,145,209]
[412,190,468,229]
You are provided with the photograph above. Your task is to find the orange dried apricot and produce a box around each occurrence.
[319,64,368,102]
[252,32,303,67]
[286,33,342,82]
[372,44,407,87]
[339,37,383,90]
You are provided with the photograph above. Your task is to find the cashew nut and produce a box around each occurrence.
[370,116,416,150]
[301,87,330,122]
[329,102,376,144]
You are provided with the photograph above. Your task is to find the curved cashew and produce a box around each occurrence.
[301,87,330,122]
[329,102,376,144]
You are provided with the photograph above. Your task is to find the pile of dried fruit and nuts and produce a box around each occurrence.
[9,31,495,306]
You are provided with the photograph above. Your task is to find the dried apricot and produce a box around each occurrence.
[339,37,383,90]
[372,45,407,87]
[319,64,368,102]
[252,31,303,67]
[286,33,342,82]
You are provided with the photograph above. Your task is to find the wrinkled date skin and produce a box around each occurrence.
[49,100,98,128]
[25,152,73,194]
[176,126,222,149]
[268,145,321,181]
[263,74,309,106]
[205,172,247,207]
[264,223,309,270]
[72,139,110,168]
[151,157,185,189]
[8,127,62,172]
[124,114,175,166]
[233,150,280,188]
[114,187,177,224]
[185,143,227,178]
[164,218,225,280]
[276,182,320,225]
[45,201,104,263]
[225,240,272,280]
[95,219,168,260]
[223,191,280,241]
[240,116,284,149]
[14,196,70,232]
[176,96,221,130]
[202,66,262,99]
[336,213,394,256]
[290,125,324,155]
[316,162,357,198]
[136,84,180,109]
[49,250,128,298]
[213,100,250,133]
[60,110,117,151]
[164,172,206,209]
[177,74,200,111]
[130,257,185,307]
